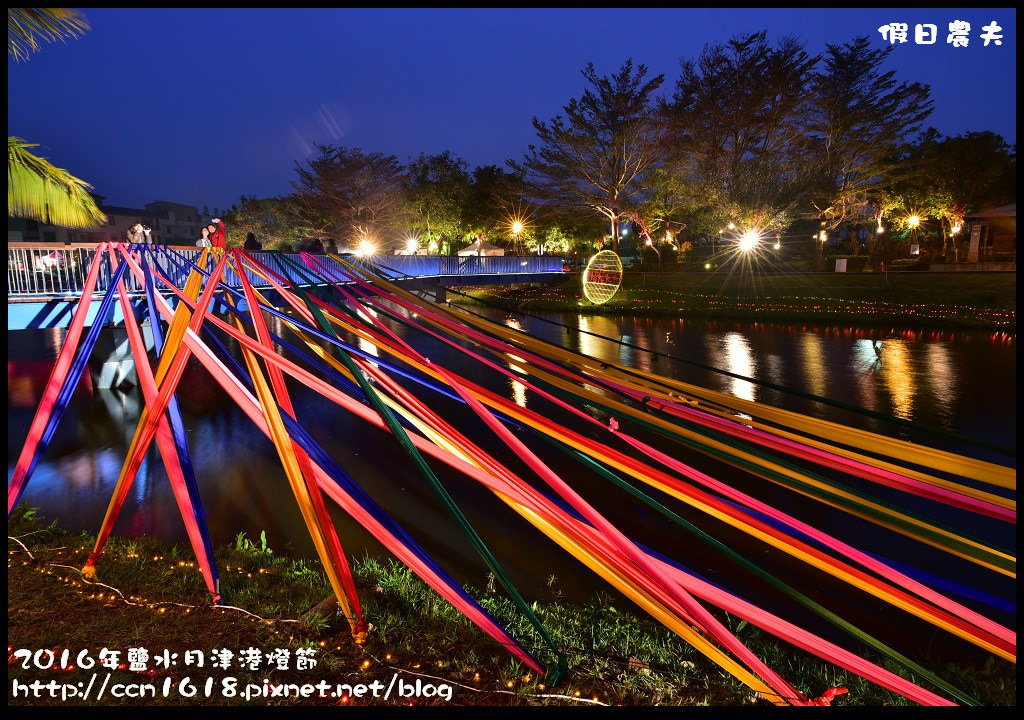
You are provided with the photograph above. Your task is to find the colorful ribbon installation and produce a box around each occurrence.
[8,244,1015,706]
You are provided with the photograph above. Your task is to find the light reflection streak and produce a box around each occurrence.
[510,378,527,408]
[924,343,956,423]
[852,339,882,413]
[878,340,915,420]
[721,332,757,402]
[799,333,826,398]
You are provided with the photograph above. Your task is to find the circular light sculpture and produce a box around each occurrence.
[582,250,623,305]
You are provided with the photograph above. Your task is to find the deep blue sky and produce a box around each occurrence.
[8,8,1016,213]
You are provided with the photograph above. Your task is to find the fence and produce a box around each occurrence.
[7,245,567,298]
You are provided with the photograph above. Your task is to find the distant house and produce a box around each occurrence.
[8,197,204,246]
[965,204,1016,262]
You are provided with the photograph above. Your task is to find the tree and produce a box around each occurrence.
[8,7,89,62]
[405,151,471,251]
[8,136,106,227]
[291,144,408,251]
[807,35,933,234]
[517,59,665,253]
[224,195,304,250]
[8,8,105,227]
[874,128,1015,261]
[925,130,1016,256]
[664,32,821,235]
[463,164,512,241]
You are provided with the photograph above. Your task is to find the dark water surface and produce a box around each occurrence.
[7,309,1016,664]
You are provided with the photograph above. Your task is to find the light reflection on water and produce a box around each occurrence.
[925,343,956,426]
[799,333,826,399]
[878,340,916,420]
[718,332,757,403]
[546,316,1010,451]
[7,317,1016,632]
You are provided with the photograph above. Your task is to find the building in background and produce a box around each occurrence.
[965,204,1016,263]
[8,198,205,246]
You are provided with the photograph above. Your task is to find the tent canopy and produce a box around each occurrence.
[966,204,1015,220]
[457,239,505,256]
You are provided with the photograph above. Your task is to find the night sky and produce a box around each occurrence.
[7,8,1016,213]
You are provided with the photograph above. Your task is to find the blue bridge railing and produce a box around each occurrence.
[7,245,567,299]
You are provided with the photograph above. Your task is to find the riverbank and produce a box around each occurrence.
[8,509,1014,707]
[458,271,1016,330]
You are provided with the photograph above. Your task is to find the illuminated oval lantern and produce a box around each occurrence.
[582,250,623,305]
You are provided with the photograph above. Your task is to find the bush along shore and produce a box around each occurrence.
[7,508,1015,707]
[457,272,1016,330]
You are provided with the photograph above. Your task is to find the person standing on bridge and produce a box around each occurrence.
[207,217,227,249]
[243,232,262,251]
[196,226,212,247]
[126,220,149,244]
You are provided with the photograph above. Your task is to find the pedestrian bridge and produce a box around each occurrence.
[7,244,568,330]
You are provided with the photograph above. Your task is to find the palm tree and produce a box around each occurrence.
[9,136,106,227]
[8,8,106,227]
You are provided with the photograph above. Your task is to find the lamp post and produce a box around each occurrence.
[511,221,524,255]
[907,215,920,258]
[816,229,827,272]
[645,237,660,269]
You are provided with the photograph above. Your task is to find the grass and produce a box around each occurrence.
[7,507,1015,707]
[458,271,1016,330]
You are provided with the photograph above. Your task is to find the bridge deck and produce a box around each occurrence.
[7,245,568,329]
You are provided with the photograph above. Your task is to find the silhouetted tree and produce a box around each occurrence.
[807,35,933,233]
[405,150,472,250]
[292,144,408,251]
[224,195,304,250]
[664,32,820,234]
[518,59,665,253]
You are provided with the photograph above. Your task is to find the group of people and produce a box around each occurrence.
[303,238,338,254]
[195,220,264,251]
[189,222,342,253]
[126,217,264,250]
[195,218,227,248]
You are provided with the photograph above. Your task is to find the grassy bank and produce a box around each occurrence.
[458,271,1016,330]
[8,509,1015,707]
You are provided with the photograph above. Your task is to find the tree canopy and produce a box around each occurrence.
[8,8,105,228]
[518,59,665,253]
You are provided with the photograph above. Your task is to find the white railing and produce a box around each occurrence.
[7,245,567,298]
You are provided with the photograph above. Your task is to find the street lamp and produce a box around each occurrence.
[356,238,376,257]
[907,215,920,253]
[510,219,525,254]
[738,230,759,253]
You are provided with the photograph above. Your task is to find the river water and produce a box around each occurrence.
[7,308,1016,663]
